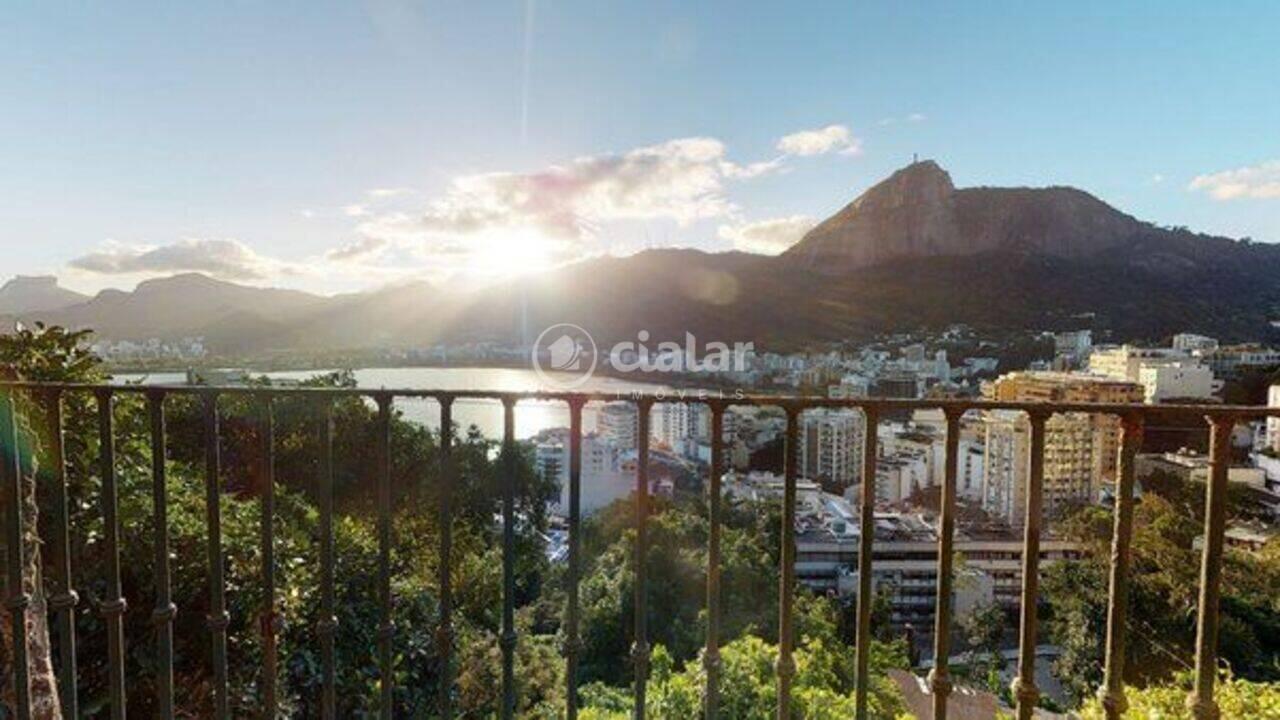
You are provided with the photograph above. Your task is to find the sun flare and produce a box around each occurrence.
[468,228,559,278]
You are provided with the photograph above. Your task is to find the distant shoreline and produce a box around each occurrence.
[106,357,782,395]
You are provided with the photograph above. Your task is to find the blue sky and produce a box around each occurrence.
[3,1,1278,295]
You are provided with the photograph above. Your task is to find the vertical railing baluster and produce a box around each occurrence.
[565,398,585,720]
[317,398,337,719]
[149,390,177,719]
[777,406,799,719]
[438,397,455,719]
[854,406,879,720]
[1013,410,1048,720]
[1098,413,1142,719]
[632,399,653,720]
[704,402,725,720]
[98,389,128,720]
[259,394,279,717]
[501,398,518,720]
[375,394,395,719]
[928,408,963,720]
[12,384,1241,719]
[1188,416,1233,720]
[44,389,79,718]
[203,391,230,719]
[2,390,33,720]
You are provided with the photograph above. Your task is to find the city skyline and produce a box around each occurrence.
[4,1,1279,295]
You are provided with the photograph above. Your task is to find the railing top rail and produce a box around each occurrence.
[1,379,1279,418]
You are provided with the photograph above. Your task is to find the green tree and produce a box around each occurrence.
[581,593,910,719]
[959,600,1007,694]
[1043,475,1280,710]
[0,323,100,717]
[576,493,779,686]
[1078,671,1280,719]
[3,325,565,716]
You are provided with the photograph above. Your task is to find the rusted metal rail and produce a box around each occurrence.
[2,380,1277,719]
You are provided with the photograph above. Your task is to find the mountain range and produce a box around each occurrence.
[4,160,1279,355]
[0,276,89,314]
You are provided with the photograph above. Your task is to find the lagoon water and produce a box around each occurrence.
[114,366,671,439]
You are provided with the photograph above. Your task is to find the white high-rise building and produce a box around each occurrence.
[597,402,638,450]
[958,439,986,502]
[1172,333,1219,353]
[1089,344,1191,383]
[652,402,708,449]
[536,431,629,514]
[933,350,951,382]
[799,409,864,487]
[1054,330,1093,366]
[982,411,1024,525]
[983,410,1097,526]
[1268,384,1280,454]
[875,450,930,504]
[1137,363,1219,403]
[535,441,565,489]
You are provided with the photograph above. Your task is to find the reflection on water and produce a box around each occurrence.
[114,366,671,439]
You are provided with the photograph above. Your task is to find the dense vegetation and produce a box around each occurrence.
[7,324,1279,717]
[1077,673,1280,719]
[1041,470,1280,708]
[2,325,909,717]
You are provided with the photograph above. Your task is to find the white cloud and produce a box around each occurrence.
[366,187,413,199]
[877,113,926,127]
[1189,160,1280,200]
[353,212,425,242]
[343,203,371,217]
[776,124,862,156]
[717,215,816,255]
[325,236,389,263]
[722,157,785,179]
[338,134,805,280]
[68,239,291,280]
[391,137,750,244]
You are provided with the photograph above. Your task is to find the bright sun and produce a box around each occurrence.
[470,228,557,278]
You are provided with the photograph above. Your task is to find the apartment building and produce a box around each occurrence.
[983,372,1143,525]
[1137,363,1219,403]
[651,402,706,448]
[799,408,865,487]
[794,516,1081,625]
[535,430,632,514]
[1089,345,1189,383]
[1197,345,1280,377]
[597,401,639,450]
[1268,384,1280,454]
[1172,333,1219,353]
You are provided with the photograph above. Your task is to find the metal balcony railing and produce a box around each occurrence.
[2,381,1278,720]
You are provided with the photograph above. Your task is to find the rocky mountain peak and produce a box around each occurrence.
[784,159,959,269]
[783,160,1159,273]
[860,159,954,208]
[3,275,59,290]
[0,275,89,314]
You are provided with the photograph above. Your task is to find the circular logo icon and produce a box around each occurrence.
[532,323,598,389]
